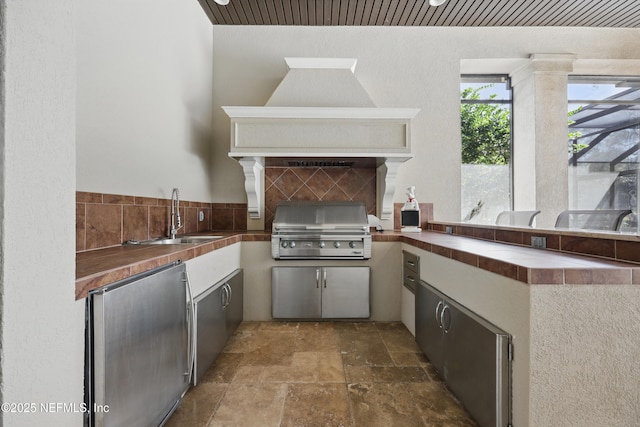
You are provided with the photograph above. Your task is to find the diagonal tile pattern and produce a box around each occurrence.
[166,322,477,427]
[264,167,377,229]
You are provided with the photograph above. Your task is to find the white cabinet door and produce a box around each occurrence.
[321,267,370,319]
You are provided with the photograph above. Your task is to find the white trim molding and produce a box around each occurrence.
[284,57,358,72]
[377,158,407,220]
[237,156,264,219]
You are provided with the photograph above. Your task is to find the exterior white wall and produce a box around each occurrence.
[76,0,214,202]
[212,26,640,222]
[529,285,640,426]
[0,1,84,425]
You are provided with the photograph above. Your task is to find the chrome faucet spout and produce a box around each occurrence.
[170,187,183,238]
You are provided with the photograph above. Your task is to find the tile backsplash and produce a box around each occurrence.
[76,191,246,252]
[264,166,376,230]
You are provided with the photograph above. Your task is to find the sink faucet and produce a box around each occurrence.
[169,188,183,238]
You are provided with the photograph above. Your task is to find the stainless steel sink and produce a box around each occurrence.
[137,236,224,245]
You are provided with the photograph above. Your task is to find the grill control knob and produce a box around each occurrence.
[334,241,341,248]
[349,241,357,248]
[281,241,288,248]
[289,241,296,248]
[318,241,325,248]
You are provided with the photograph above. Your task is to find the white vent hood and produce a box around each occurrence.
[223,58,420,221]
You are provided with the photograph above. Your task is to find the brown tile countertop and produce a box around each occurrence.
[76,230,640,300]
[75,232,270,300]
[382,230,640,286]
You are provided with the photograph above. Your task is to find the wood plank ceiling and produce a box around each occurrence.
[198,0,640,27]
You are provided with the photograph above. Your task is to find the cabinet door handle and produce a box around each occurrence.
[184,271,196,382]
[435,300,443,329]
[441,304,451,334]
[323,269,327,288]
[316,269,320,288]
[221,283,230,308]
[226,282,232,305]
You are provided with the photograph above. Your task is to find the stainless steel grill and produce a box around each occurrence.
[271,201,372,260]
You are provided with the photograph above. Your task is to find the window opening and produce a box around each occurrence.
[568,76,640,233]
[460,75,513,224]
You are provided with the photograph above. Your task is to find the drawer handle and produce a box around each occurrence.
[406,275,416,282]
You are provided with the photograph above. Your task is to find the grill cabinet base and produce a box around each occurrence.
[272,266,370,319]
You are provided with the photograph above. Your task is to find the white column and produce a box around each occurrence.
[511,54,576,228]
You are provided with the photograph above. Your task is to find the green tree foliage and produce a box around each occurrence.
[460,85,511,165]
[568,106,588,153]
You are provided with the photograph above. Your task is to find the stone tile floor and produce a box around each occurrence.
[166,321,478,427]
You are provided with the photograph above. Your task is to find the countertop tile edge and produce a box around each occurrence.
[76,231,639,299]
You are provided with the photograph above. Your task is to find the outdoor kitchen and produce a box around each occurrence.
[3,1,640,427]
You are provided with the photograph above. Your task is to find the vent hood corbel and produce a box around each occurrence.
[223,57,420,220]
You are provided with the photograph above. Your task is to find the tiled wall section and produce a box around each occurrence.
[428,222,640,265]
[264,166,376,229]
[76,191,247,252]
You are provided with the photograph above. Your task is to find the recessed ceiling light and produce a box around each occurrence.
[214,0,229,5]
[429,0,447,6]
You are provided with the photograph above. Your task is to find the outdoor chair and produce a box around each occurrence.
[495,210,541,227]
[554,209,632,231]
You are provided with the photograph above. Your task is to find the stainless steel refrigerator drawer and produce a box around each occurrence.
[88,262,190,427]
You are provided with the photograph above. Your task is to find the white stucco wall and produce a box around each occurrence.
[76,0,214,202]
[0,0,84,425]
[530,285,640,426]
[211,26,640,223]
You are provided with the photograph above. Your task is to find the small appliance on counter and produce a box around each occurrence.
[401,186,421,232]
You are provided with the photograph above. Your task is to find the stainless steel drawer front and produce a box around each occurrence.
[402,250,420,293]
